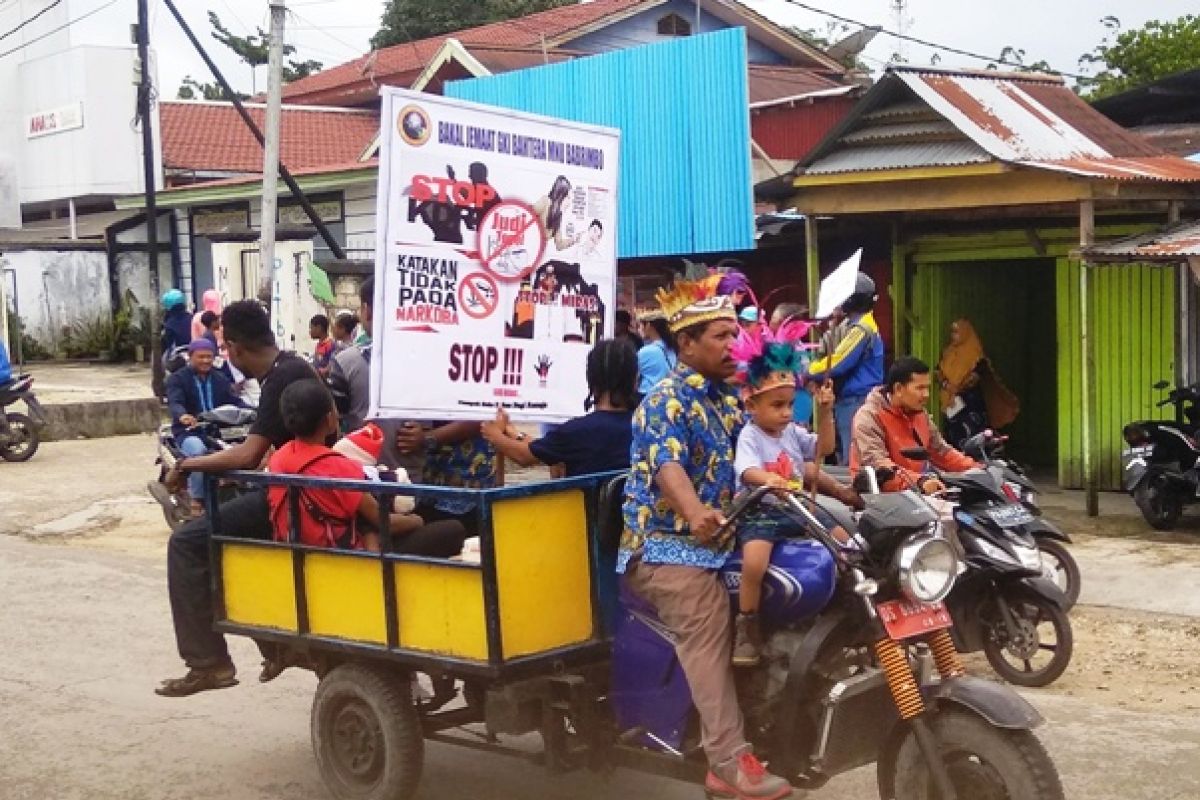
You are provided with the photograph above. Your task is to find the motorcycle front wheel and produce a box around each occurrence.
[889,709,1064,800]
[0,412,39,462]
[1134,475,1183,531]
[1036,538,1081,610]
[982,594,1073,687]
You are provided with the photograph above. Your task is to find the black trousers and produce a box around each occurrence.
[167,489,271,669]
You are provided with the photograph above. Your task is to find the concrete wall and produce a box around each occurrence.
[0,249,109,347]
[564,0,788,65]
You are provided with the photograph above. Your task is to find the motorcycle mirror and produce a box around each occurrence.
[1153,380,1170,390]
[900,446,930,461]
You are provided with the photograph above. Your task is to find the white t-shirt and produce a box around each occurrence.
[734,421,819,493]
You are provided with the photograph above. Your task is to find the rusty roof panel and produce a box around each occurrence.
[805,140,991,174]
[1026,156,1200,182]
[1081,220,1200,261]
[896,70,1110,160]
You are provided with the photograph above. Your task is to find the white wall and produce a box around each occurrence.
[0,249,110,347]
[14,45,160,205]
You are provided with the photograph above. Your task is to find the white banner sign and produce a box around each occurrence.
[369,88,620,423]
[26,102,84,139]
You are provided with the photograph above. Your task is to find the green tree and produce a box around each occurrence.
[1078,14,1200,98]
[371,0,573,48]
[175,12,323,100]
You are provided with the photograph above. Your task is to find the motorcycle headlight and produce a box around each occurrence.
[973,535,1018,566]
[894,534,958,604]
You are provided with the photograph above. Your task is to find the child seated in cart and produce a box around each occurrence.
[730,328,859,667]
[268,379,466,557]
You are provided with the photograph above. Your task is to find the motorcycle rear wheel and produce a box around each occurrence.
[1134,476,1183,531]
[983,594,1073,687]
[0,413,39,462]
[890,709,1064,800]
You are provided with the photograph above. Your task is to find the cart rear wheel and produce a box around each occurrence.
[312,662,424,800]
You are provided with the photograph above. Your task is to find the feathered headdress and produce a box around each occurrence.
[732,325,804,398]
[656,278,737,334]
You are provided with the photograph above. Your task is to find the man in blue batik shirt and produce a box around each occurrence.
[619,280,793,800]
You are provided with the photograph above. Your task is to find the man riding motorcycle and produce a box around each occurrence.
[618,279,792,800]
[850,355,979,494]
[164,338,244,517]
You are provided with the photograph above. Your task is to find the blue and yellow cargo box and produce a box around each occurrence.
[210,472,615,678]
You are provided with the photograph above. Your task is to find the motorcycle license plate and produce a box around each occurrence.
[220,425,250,440]
[877,599,953,641]
[987,505,1035,527]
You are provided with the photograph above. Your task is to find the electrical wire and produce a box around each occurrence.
[0,0,63,42]
[775,0,1088,80]
[0,0,118,60]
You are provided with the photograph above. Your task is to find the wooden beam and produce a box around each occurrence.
[804,216,820,314]
[788,171,1092,215]
[1079,199,1098,517]
[790,162,1010,187]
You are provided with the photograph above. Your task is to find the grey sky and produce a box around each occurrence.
[61,1,1198,101]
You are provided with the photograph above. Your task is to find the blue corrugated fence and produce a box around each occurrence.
[447,28,754,258]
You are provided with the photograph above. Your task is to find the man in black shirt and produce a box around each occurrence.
[157,300,318,697]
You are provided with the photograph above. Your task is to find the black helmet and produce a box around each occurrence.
[854,273,875,296]
[842,273,877,313]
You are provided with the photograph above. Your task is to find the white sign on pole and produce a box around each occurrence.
[814,248,864,320]
[369,88,621,423]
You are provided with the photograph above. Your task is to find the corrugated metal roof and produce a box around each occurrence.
[839,119,959,145]
[796,66,1200,184]
[1080,220,1200,262]
[805,140,991,175]
[1028,156,1200,182]
[448,28,754,258]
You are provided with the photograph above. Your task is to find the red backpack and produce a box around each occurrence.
[270,451,362,549]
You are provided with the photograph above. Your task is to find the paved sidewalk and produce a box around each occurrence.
[21,361,155,404]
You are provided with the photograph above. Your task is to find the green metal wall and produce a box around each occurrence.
[911,260,1059,468]
[1055,258,1177,489]
[904,223,1177,490]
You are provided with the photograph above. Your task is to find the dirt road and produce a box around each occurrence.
[4,436,1200,799]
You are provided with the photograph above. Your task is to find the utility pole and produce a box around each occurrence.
[136,0,163,397]
[259,1,286,304]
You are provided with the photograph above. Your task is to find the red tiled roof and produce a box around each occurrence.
[281,0,655,106]
[159,101,380,173]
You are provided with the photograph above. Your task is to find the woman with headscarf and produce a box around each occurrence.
[936,318,1020,447]
[191,289,222,342]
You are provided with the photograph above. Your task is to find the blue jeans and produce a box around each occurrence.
[834,395,867,466]
[179,435,209,501]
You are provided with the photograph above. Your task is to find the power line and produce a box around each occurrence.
[776,0,1089,81]
[287,8,364,58]
[0,0,63,42]
[0,0,118,60]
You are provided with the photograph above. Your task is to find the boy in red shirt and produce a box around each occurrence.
[309,314,336,378]
[268,379,465,555]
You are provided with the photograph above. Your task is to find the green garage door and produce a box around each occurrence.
[911,259,1059,469]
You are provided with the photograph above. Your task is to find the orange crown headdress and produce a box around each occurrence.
[655,278,737,334]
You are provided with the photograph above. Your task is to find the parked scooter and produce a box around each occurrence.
[961,430,1081,609]
[608,477,1065,799]
[0,372,47,462]
[859,451,1073,688]
[1122,381,1200,531]
[147,405,256,530]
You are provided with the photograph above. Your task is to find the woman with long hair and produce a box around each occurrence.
[533,175,577,251]
[636,310,677,395]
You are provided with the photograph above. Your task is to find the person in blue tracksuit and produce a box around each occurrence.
[807,273,884,464]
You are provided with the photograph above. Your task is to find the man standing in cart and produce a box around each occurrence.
[618,279,794,800]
